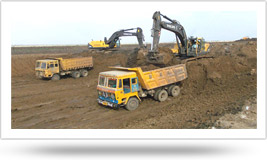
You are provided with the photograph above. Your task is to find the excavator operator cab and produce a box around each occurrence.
[188,37,197,50]
[187,37,209,57]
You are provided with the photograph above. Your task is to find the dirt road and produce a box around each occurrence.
[11,41,257,129]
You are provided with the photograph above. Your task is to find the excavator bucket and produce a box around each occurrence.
[146,51,173,65]
[146,54,164,65]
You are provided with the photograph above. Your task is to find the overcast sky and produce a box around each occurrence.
[8,2,257,46]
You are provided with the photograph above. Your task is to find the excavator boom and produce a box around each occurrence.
[147,11,188,64]
[88,27,145,49]
[105,27,145,48]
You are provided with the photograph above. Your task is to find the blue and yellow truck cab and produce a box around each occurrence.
[97,70,140,110]
[97,65,187,111]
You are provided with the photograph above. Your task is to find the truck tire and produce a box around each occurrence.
[80,69,89,77]
[157,89,168,102]
[125,97,139,111]
[170,85,180,97]
[51,74,60,81]
[167,85,175,95]
[72,71,80,79]
[153,89,161,101]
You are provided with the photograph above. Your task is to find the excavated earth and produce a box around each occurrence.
[11,41,257,129]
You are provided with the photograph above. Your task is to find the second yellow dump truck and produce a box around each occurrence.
[35,57,93,80]
[97,64,187,111]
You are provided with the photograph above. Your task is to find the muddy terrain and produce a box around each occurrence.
[11,41,257,129]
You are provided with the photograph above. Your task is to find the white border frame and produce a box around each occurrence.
[1,1,266,139]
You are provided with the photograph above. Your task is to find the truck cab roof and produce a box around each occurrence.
[36,59,56,62]
[99,70,136,78]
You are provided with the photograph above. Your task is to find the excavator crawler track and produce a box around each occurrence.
[181,55,215,64]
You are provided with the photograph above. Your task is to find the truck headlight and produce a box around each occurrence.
[111,93,115,100]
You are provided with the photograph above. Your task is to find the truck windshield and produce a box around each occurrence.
[99,76,105,86]
[41,62,46,69]
[108,78,117,88]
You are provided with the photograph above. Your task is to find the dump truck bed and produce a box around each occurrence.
[57,57,93,71]
[110,64,187,90]
[140,64,187,90]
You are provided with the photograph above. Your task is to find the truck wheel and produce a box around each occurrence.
[167,85,175,95]
[125,97,139,111]
[170,86,180,97]
[81,69,89,77]
[72,71,80,79]
[51,74,60,81]
[157,89,168,102]
[153,89,161,101]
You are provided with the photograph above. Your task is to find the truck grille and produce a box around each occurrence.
[98,91,117,104]
[36,71,44,78]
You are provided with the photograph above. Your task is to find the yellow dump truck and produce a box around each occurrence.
[35,57,93,80]
[97,64,187,111]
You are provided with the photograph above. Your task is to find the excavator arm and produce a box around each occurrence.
[105,27,145,48]
[148,11,188,64]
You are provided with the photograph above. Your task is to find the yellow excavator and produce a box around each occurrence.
[88,27,145,49]
[147,11,211,64]
[171,37,210,56]
[242,36,249,40]
[88,40,120,49]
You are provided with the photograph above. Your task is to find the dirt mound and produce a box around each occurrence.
[126,48,143,67]
[120,41,257,129]
[209,41,257,58]
[126,47,176,71]
[183,56,249,95]
[157,47,175,65]
[123,54,256,129]
[235,38,257,42]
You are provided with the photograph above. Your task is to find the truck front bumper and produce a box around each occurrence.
[36,71,53,79]
[97,98,120,109]
[36,71,45,78]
